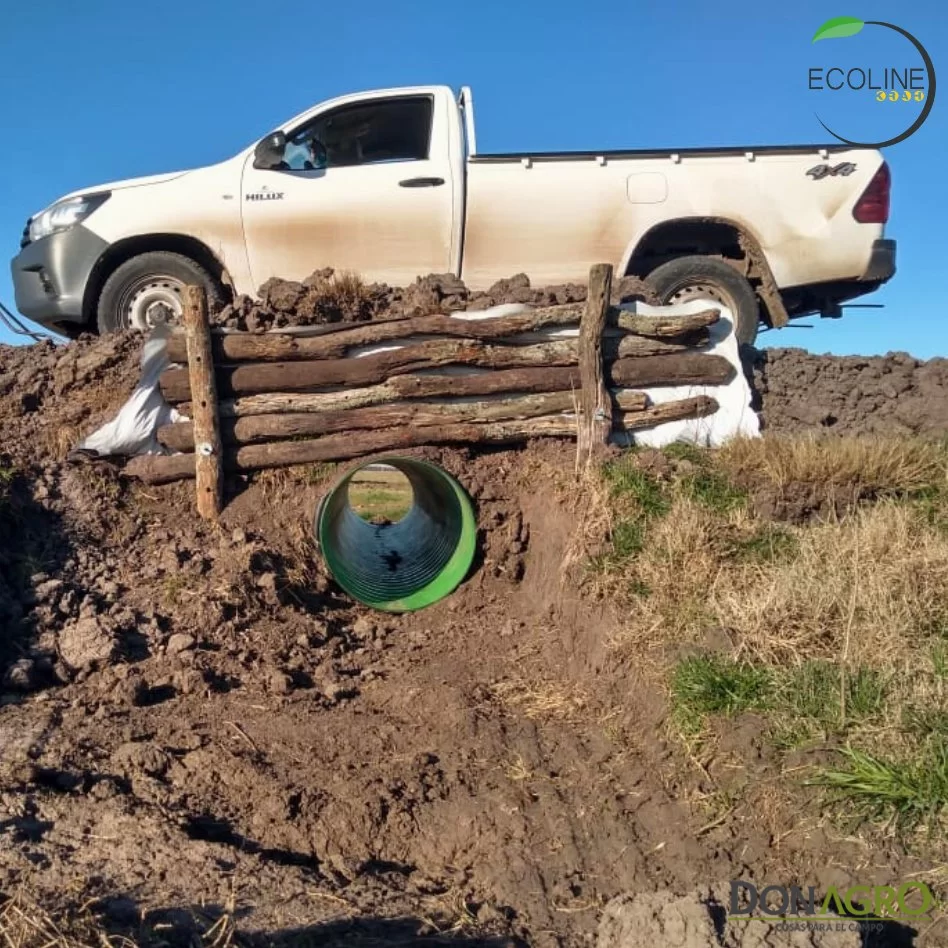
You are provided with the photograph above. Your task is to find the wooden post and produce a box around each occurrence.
[577,263,614,467]
[182,285,222,519]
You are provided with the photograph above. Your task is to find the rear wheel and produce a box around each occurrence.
[644,256,760,346]
[96,251,223,334]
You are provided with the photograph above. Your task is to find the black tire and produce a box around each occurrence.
[97,251,223,334]
[644,256,760,346]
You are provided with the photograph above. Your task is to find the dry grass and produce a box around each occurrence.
[305,270,380,323]
[253,462,337,496]
[595,437,948,836]
[719,434,948,497]
[619,498,948,667]
[489,676,588,721]
[0,890,240,948]
[0,891,131,948]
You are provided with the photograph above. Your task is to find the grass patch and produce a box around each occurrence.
[814,740,948,831]
[902,705,948,738]
[594,459,670,567]
[671,655,770,733]
[718,435,948,499]
[347,469,414,524]
[680,468,746,514]
[672,656,886,742]
[602,460,669,518]
[661,442,707,465]
[597,438,948,842]
[728,524,798,563]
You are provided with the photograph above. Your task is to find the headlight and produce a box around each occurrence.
[28,192,110,243]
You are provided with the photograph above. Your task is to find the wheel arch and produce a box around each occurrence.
[622,216,788,329]
[82,234,232,326]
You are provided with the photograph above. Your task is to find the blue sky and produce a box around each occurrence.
[1,0,944,356]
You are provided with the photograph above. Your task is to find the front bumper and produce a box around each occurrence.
[10,225,109,330]
[861,238,896,284]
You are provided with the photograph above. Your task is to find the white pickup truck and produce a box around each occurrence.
[12,85,895,345]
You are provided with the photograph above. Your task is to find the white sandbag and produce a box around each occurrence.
[612,299,760,448]
[77,323,181,457]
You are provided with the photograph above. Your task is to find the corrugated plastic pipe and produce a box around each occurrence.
[315,457,476,612]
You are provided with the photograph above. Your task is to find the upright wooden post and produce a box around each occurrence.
[182,285,222,519]
[577,263,614,467]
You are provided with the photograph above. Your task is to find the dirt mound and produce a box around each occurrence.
[214,268,656,331]
[753,347,948,438]
[0,440,736,946]
[2,284,946,945]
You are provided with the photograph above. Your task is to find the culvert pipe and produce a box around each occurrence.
[314,457,477,612]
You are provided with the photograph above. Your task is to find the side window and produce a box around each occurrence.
[287,96,433,171]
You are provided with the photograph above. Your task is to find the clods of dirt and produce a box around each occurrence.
[753,347,948,438]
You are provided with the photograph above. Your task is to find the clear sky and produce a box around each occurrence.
[1,0,944,356]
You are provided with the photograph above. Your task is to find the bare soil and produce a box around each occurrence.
[2,283,947,947]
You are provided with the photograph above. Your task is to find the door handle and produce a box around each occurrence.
[399,177,445,188]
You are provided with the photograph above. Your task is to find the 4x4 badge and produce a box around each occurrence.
[806,162,857,179]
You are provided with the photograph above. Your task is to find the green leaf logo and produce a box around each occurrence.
[812,16,865,42]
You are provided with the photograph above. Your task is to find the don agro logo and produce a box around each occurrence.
[807,16,936,147]
[729,879,938,931]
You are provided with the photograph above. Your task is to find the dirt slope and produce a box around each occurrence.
[2,283,947,946]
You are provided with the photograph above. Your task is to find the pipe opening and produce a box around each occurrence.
[347,465,414,525]
[315,457,476,612]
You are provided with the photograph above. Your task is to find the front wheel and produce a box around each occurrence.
[644,256,760,347]
[96,251,223,334]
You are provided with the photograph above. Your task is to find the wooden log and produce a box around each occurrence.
[160,338,574,403]
[163,305,721,364]
[619,394,718,430]
[181,285,222,519]
[127,394,720,485]
[609,329,709,357]
[613,309,719,337]
[610,352,733,388]
[160,338,732,404]
[206,351,731,419]
[165,305,587,363]
[158,389,652,452]
[577,263,613,465]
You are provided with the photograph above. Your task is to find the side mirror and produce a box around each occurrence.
[253,131,287,169]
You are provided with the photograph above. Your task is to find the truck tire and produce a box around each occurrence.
[644,256,760,347]
[97,252,223,334]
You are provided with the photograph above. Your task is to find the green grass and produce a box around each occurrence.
[347,479,414,524]
[932,643,948,679]
[672,656,886,744]
[729,525,799,563]
[680,469,746,514]
[814,740,948,830]
[596,461,671,567]
[662,442,706,465]
[671,655,771,733]
[602,461,669,518]
[610,519,647,559]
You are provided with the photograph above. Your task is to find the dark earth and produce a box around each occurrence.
[1,272,946,947]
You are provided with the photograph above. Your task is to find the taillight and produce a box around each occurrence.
[853,161,890,224]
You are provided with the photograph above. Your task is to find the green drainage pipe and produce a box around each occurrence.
[315,457,477,612]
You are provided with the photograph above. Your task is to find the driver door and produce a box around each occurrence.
[241,94,456,288]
